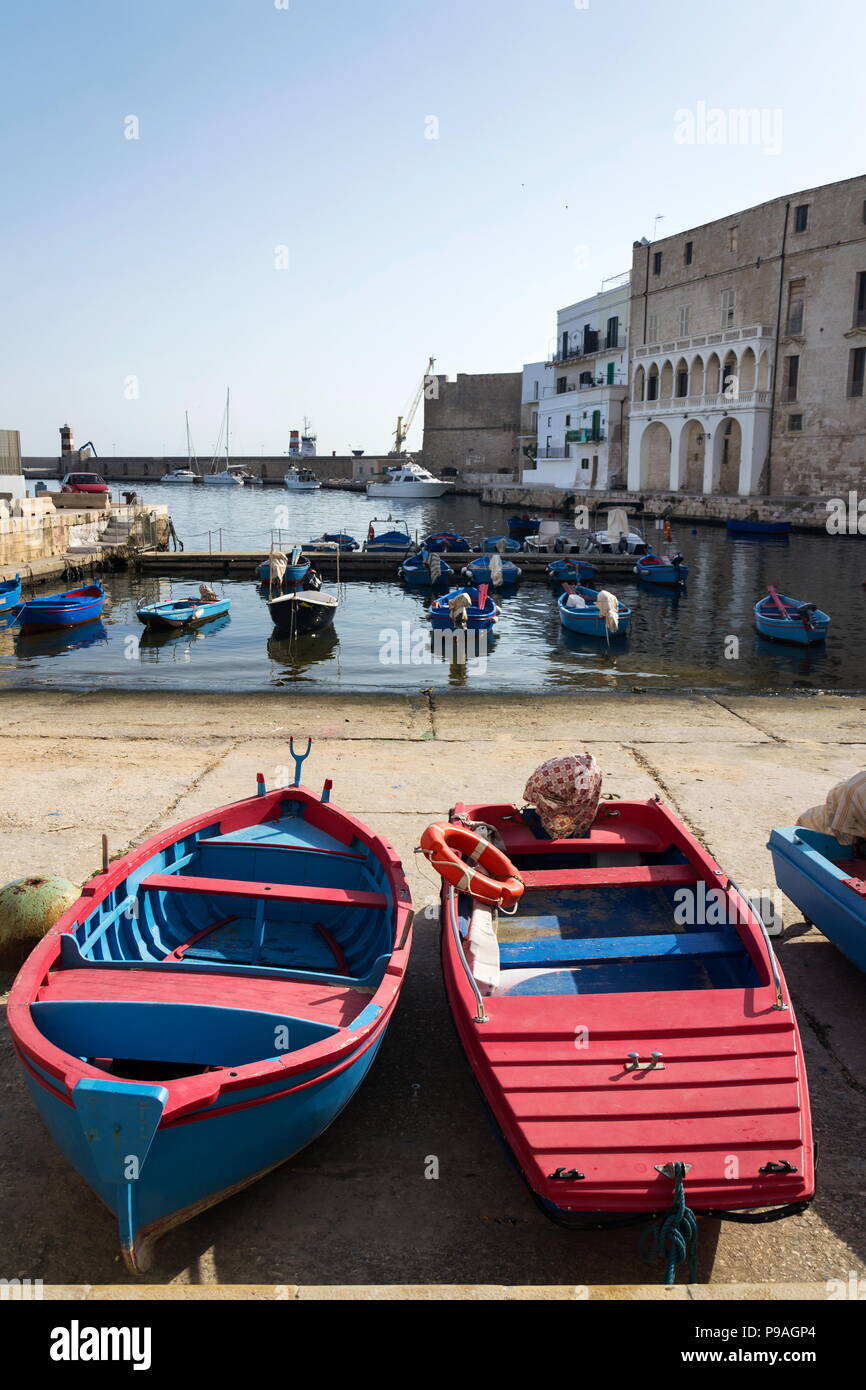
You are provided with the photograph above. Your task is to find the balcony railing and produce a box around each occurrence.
[548,336,624,366]
[535,440,605,458]
[631,389,771,414]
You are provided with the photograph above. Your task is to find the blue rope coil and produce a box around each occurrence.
[640,1162,699,1285]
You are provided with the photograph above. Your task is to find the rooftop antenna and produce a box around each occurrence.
[653,215,664,240]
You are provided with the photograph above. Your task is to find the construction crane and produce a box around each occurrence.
[392,356,436,455]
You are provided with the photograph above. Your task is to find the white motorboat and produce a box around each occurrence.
[284,466,321,491]
[366,460,452,499]
[587,506,652,555]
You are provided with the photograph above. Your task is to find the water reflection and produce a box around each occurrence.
[268,627,340,681]
[138,613,232,659]
[14,619,109,658]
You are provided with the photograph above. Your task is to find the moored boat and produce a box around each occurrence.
[558,585,630,638]
[268,589,338,635]
[754,587,830,645]
[727,519,791,535]
[18,582,105,633]
[429,585,499,631]
[770,825,866,975]
[136,594,231,631]
[421,531,471,553]
[462,554,522,587]
[547,557,595,584]
[507,516,540,542]
[483,535,521,554]
[366,460,452,498]
[284,467,320,491]
[428,788,814,1250]
[309,532,358,552]
[363,519,413,553]
[8,752,412,1271]
[635,554,689,586]
[399,550,452,588]
[0,573,22,612]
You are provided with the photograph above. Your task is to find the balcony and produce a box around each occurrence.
[548,335,625,366]
[535,439,605,459]
[633,325,775,357]
[630,389,771,418]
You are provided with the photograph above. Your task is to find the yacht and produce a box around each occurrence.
[284,466,321,491]
[161,413,198,483]
[366,459,452,499]
[203,389,244,486]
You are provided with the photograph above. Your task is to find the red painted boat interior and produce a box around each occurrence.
[443,798,814,1217]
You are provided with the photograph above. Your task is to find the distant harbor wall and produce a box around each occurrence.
[22,455,396,485]
[480,484,838,531]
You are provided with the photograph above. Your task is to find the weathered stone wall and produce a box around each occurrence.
[23,455,367,483]
[481,483,839,530]
[0,503,169,570]
[422,373,522,476]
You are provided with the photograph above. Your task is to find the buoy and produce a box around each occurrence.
[0,876,78,970]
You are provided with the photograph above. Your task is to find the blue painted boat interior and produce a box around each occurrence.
[458,844,760,996]
[770,824,866,973]
[39,798,395,1075]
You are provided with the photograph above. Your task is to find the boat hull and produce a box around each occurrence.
[269,592,337,633]
[429,587,499,631]
[770,826,866,975]
[558,589,630,637]
[366,482,451,498]
[635,560,689,586]
[19,585,105,633]
[137,599,231,631]
[754,595,830,645]
[0,575,22,612]
[462,561,521,587]
[728,519,791,535]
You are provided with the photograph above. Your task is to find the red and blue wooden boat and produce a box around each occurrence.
[437,796,814,1238]
[8,750,412,1272]
[0,573,21,612]
[754,586,830,645]
[634,554,689,586]
[18,582,104,633]
[136,596,231,630]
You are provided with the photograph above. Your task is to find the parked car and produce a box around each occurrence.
[60,472,109,495]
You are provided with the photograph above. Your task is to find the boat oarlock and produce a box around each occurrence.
[419,823,524,909]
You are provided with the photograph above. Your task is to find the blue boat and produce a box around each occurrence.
[769,825,866,975]
[399,551,453,588]
[727,519,791,535]
[18,582,105,634]
[137,596,231,631]
[0,573,21,612]
[482,536,521,553]
[462,555,522,587]
[421,531,470,553]
[309,532,359,552]
[507,516,540,541]
[754,588,830,645]
[547,557,595,584]
[363,519,413,553]
[259,547,310,587]
[558,585,631,638]
[7,750,413,1272]
[634,554,689,586]
[430,586,499,631]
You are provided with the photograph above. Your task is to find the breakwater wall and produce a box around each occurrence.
[481,485,839,531]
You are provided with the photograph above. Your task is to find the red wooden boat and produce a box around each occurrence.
[435,797,814,1237]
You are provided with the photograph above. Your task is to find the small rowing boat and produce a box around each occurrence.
[754,586,829,645]
[558,585,630,638]
[462,554,522,587]
[727,519,791,536]
[136,595,231,631]
[483,535,521,554]
[309,532,358,552]
[268,589,338,634]
[429,585,499,631]
[770,825,866,975]
[18,582,105,633]
[8,747,412,1271]
[421,531,471,553]
[399,551,453,588]
[363,519,413,553]
[634,554,689,586]
[0,573,22,612]
[547,557,595,584]
[429,791,814,1243]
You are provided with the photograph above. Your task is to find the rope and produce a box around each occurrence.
[640,1162,699,1285]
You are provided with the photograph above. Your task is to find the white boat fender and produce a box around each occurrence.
[565,593,587,609]
[466,902,500,993]
[489,551,504,587]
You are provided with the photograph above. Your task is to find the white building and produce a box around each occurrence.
[521,276,630,491]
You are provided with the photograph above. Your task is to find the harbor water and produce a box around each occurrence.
[1,484,863,692]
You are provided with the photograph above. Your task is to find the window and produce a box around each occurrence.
[678,305,690,336]
[855,272,866,328]
[676,369,689,397]
[728,225,739,252]
[848,347,865,398]
[788,414,803,432]
[605,316,619,349]
[684,241,693,265]
[794,203,809,233]
[862,199,866,224]
[647,312,659,342]
[547,416,552,427]
[581,458,590,470]
[786,279,805,335]
[721,288,736,327]
[561,331,570,357]
[557,376,567,394]
[653,251,662,275]
[565,415,571,427]
[783,355,800,402]
[647,373,659,401]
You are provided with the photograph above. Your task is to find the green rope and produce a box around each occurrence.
[640,1162,699,1285]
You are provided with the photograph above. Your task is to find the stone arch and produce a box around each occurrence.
[712,416,742,493]
[722,349,738,400]
[690,354,705,396]
[659,359,674,398]
[739,347,756,392]
[705,352,721,395]
[639,421,672,490]
[757,350,770,391]
[679,419,707,491]
[646,362,660,401]
[674,357,689,398]
[633,364,646,402]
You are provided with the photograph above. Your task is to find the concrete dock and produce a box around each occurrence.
[1,689,864,1293]
[136,549,639,580]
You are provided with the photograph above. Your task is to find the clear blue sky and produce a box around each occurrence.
[1,0,862,458]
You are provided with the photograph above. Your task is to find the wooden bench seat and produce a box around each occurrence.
[140,873,387,910]
[518,864,700,891]
[499,931,741,969]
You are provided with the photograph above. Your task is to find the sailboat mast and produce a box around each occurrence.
[226,388,230,471]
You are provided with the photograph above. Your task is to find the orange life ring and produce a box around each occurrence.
[420,823,524,909]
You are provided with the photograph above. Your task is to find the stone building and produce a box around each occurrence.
[627,173,866,496]
[421,372,522,477]
[0,429,26,501]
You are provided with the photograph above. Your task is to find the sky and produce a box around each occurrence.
[0,0,863,458]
